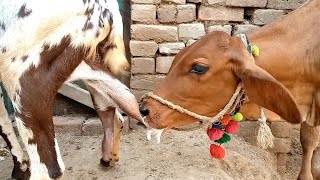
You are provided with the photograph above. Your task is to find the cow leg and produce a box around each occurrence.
[0,86,30,179]
[298,122,320,180]
[86,83,123,167]
[311,147,320,179]
[298,90,320,180]
[0,41,86,179]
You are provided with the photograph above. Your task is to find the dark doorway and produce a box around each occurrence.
[119,0,131,86]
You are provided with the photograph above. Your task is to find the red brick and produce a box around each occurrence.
[252,9,285,25]
[177,4,196,23]
[132,5,156,24]
[131,58,155,74]
[163,0,186,4]
[157,5,176,23]
[156,56,175,74]
[267,0,306,10]
[178,23,205,40]
[132,0,161,4]
[226,0,267,7]
[130,75,166,90]
[270,121,292,138]
[199,6,244,22]
[131,25,178,42]
[159,42,185,55]
[269,138,291,153]
[130,40,158,57]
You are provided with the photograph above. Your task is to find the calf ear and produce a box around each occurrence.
[229,38,302,124]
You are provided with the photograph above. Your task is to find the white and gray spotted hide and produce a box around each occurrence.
[0,0,140,180]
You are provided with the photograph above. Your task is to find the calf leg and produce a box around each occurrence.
[86,84,123,167]
[0,86,30,179]
[97,108,123,167]
[0,128,30,180]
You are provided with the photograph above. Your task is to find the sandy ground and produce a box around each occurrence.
[0,125,302,180]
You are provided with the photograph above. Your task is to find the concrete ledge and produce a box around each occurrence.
[53,116,86,136]
[53,116,131,136]
[58,83,94,109]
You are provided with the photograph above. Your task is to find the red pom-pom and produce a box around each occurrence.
[225,120,239,134]
[207,128,223,141]
[220,114,231,126]
[210,144,225,159]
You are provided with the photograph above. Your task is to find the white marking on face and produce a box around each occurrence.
[54,138,65,172]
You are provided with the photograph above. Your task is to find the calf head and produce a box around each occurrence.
[141,32,302,130]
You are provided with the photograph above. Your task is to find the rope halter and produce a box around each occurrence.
[141,82,246,128]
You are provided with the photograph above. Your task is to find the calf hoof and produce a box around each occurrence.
[100,158,118,168]
[100,158,111,167]
[11,167,30,180]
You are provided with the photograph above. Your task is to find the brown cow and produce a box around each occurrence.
[0,0,143,179]
[140,0,320,179]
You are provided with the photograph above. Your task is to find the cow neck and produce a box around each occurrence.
[247,0,320,83]
[235,34,275,149]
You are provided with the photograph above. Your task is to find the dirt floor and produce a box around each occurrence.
[0,125,302,180]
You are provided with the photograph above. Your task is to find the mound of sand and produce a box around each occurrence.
[1,126,301,180]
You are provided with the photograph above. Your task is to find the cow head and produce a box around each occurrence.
[140,32,302,130]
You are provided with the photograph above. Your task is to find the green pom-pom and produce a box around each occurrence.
[252,45,260,57]
[214,133,231,144]
[232,112,244,122]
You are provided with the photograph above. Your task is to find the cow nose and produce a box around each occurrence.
[139,105,149,117]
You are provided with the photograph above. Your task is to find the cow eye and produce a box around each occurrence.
[190,64,208,74]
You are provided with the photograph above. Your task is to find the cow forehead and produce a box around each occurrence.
[172,33,231,67]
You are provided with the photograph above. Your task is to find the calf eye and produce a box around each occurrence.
[190,64,208,74]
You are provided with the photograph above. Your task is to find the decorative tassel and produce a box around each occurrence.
[215,133,231,144]
[210,144,225,159]
[225,120,239,134]
[256,107,274,149]
[207,128,224,141]
[220,114,231,126]
[252,45,260,57]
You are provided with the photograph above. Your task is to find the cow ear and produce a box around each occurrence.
[229,37,302,124]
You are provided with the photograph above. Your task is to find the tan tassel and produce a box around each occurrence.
[256,107,274,149]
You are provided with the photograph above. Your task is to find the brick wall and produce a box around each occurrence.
[129,0,306,99]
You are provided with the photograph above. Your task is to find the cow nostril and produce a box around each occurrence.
[139,105,149,117]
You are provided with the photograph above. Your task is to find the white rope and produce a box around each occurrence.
[257,107,274,149]
[141,82,244,125]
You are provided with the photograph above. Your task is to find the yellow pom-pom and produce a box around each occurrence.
[252,45,260,57]
[232,112,244,122]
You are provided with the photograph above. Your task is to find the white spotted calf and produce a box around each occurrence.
[0,0,142,179]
